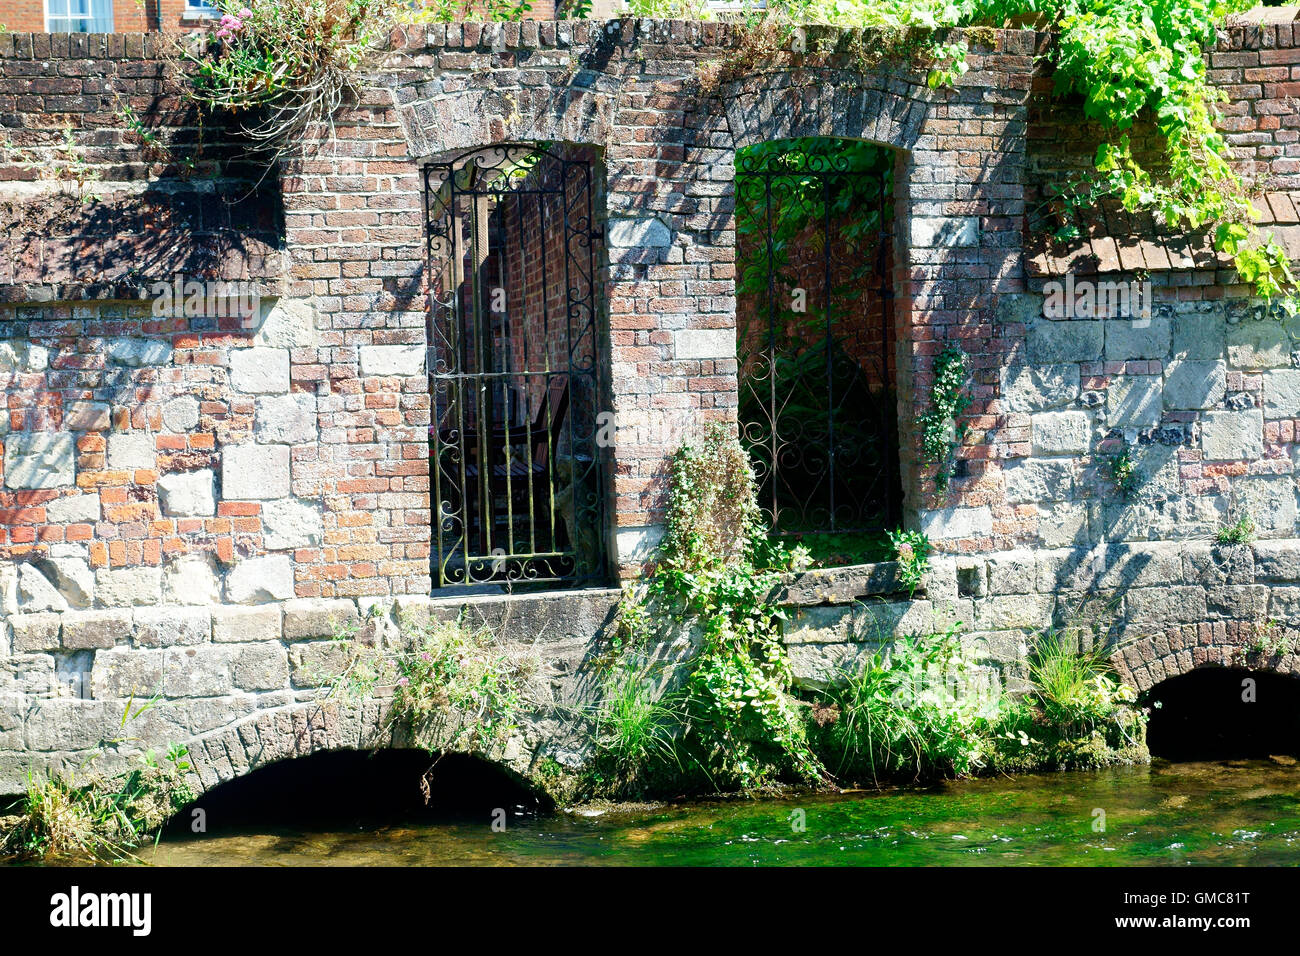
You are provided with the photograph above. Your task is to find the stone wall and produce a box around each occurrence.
[2,13,1300,794]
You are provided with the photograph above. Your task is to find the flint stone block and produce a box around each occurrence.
[1031,411,1091,455]
[222,444,290,500]
[1000,364,1080,413]
[254,394,316,445]
[62,609,133,650]
[1028,318,1104,363]
[1200,409,1262,461]
[94,566,162,607]
[225,555,295,604]
[107,432,155,471]
[358,345,423,377]
[1106,375,1162,428]
[230,347,290,394]
[212,604,282,643]
[157,469,215,516]
[4,433,75,489]
[1105,316,1171,360]
[282,598,360,641]
[1163,360,1226,410]
[133,606,211,648]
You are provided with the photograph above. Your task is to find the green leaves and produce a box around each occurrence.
[918,343,971,493]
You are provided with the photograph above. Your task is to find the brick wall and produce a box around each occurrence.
[0,15,1298,606]
[0,0,619,34]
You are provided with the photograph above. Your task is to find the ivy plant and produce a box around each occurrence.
[918,343,972,493]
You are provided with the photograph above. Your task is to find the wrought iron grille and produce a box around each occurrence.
[735,138,902,537]
[424,144,606,589]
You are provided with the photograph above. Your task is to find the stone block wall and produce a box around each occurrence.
[1,13,1300,793]
[0,298,328,615]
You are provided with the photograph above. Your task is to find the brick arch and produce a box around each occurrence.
[721,78,931,154]
[176,698,548,797]
[1110,621,1300,695]
[389,84,614,163]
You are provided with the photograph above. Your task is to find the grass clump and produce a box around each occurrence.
[808,628,1001,785]
[1,698,195,863]
[1216,514,1256,545]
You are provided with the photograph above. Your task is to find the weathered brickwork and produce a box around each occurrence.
[2,14,1300,793]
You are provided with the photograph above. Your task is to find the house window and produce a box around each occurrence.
[183,0,221,19]
[45,0,114,32]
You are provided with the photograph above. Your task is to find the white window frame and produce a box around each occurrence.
[182,0,222,20]
[44,0,114,32]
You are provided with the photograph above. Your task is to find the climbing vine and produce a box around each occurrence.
[611,425,824,793]
[695,0,1294,304]
[918,343,972,493]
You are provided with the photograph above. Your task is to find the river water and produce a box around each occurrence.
[143,758,1300,866]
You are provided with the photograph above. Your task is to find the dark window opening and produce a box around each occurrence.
[425,144,607,592]
[735,137,903,565]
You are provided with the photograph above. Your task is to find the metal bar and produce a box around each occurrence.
[822,171,836,532]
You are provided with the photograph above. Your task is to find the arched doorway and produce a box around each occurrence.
[734,137,903,563]
[425,143,607,591]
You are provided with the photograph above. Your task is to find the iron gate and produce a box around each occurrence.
[424,144,606,589]
[735,138,902,538]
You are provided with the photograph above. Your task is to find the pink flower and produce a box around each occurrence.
[215,12,244,39]
[397,676,410,687]
[238,7,252,16]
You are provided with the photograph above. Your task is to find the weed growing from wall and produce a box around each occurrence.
[887,527,931,596]
[918,343,971,493]
[331,613,533,763]
[0,697,195,863]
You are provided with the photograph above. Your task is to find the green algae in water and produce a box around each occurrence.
[144,760,1300,867]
